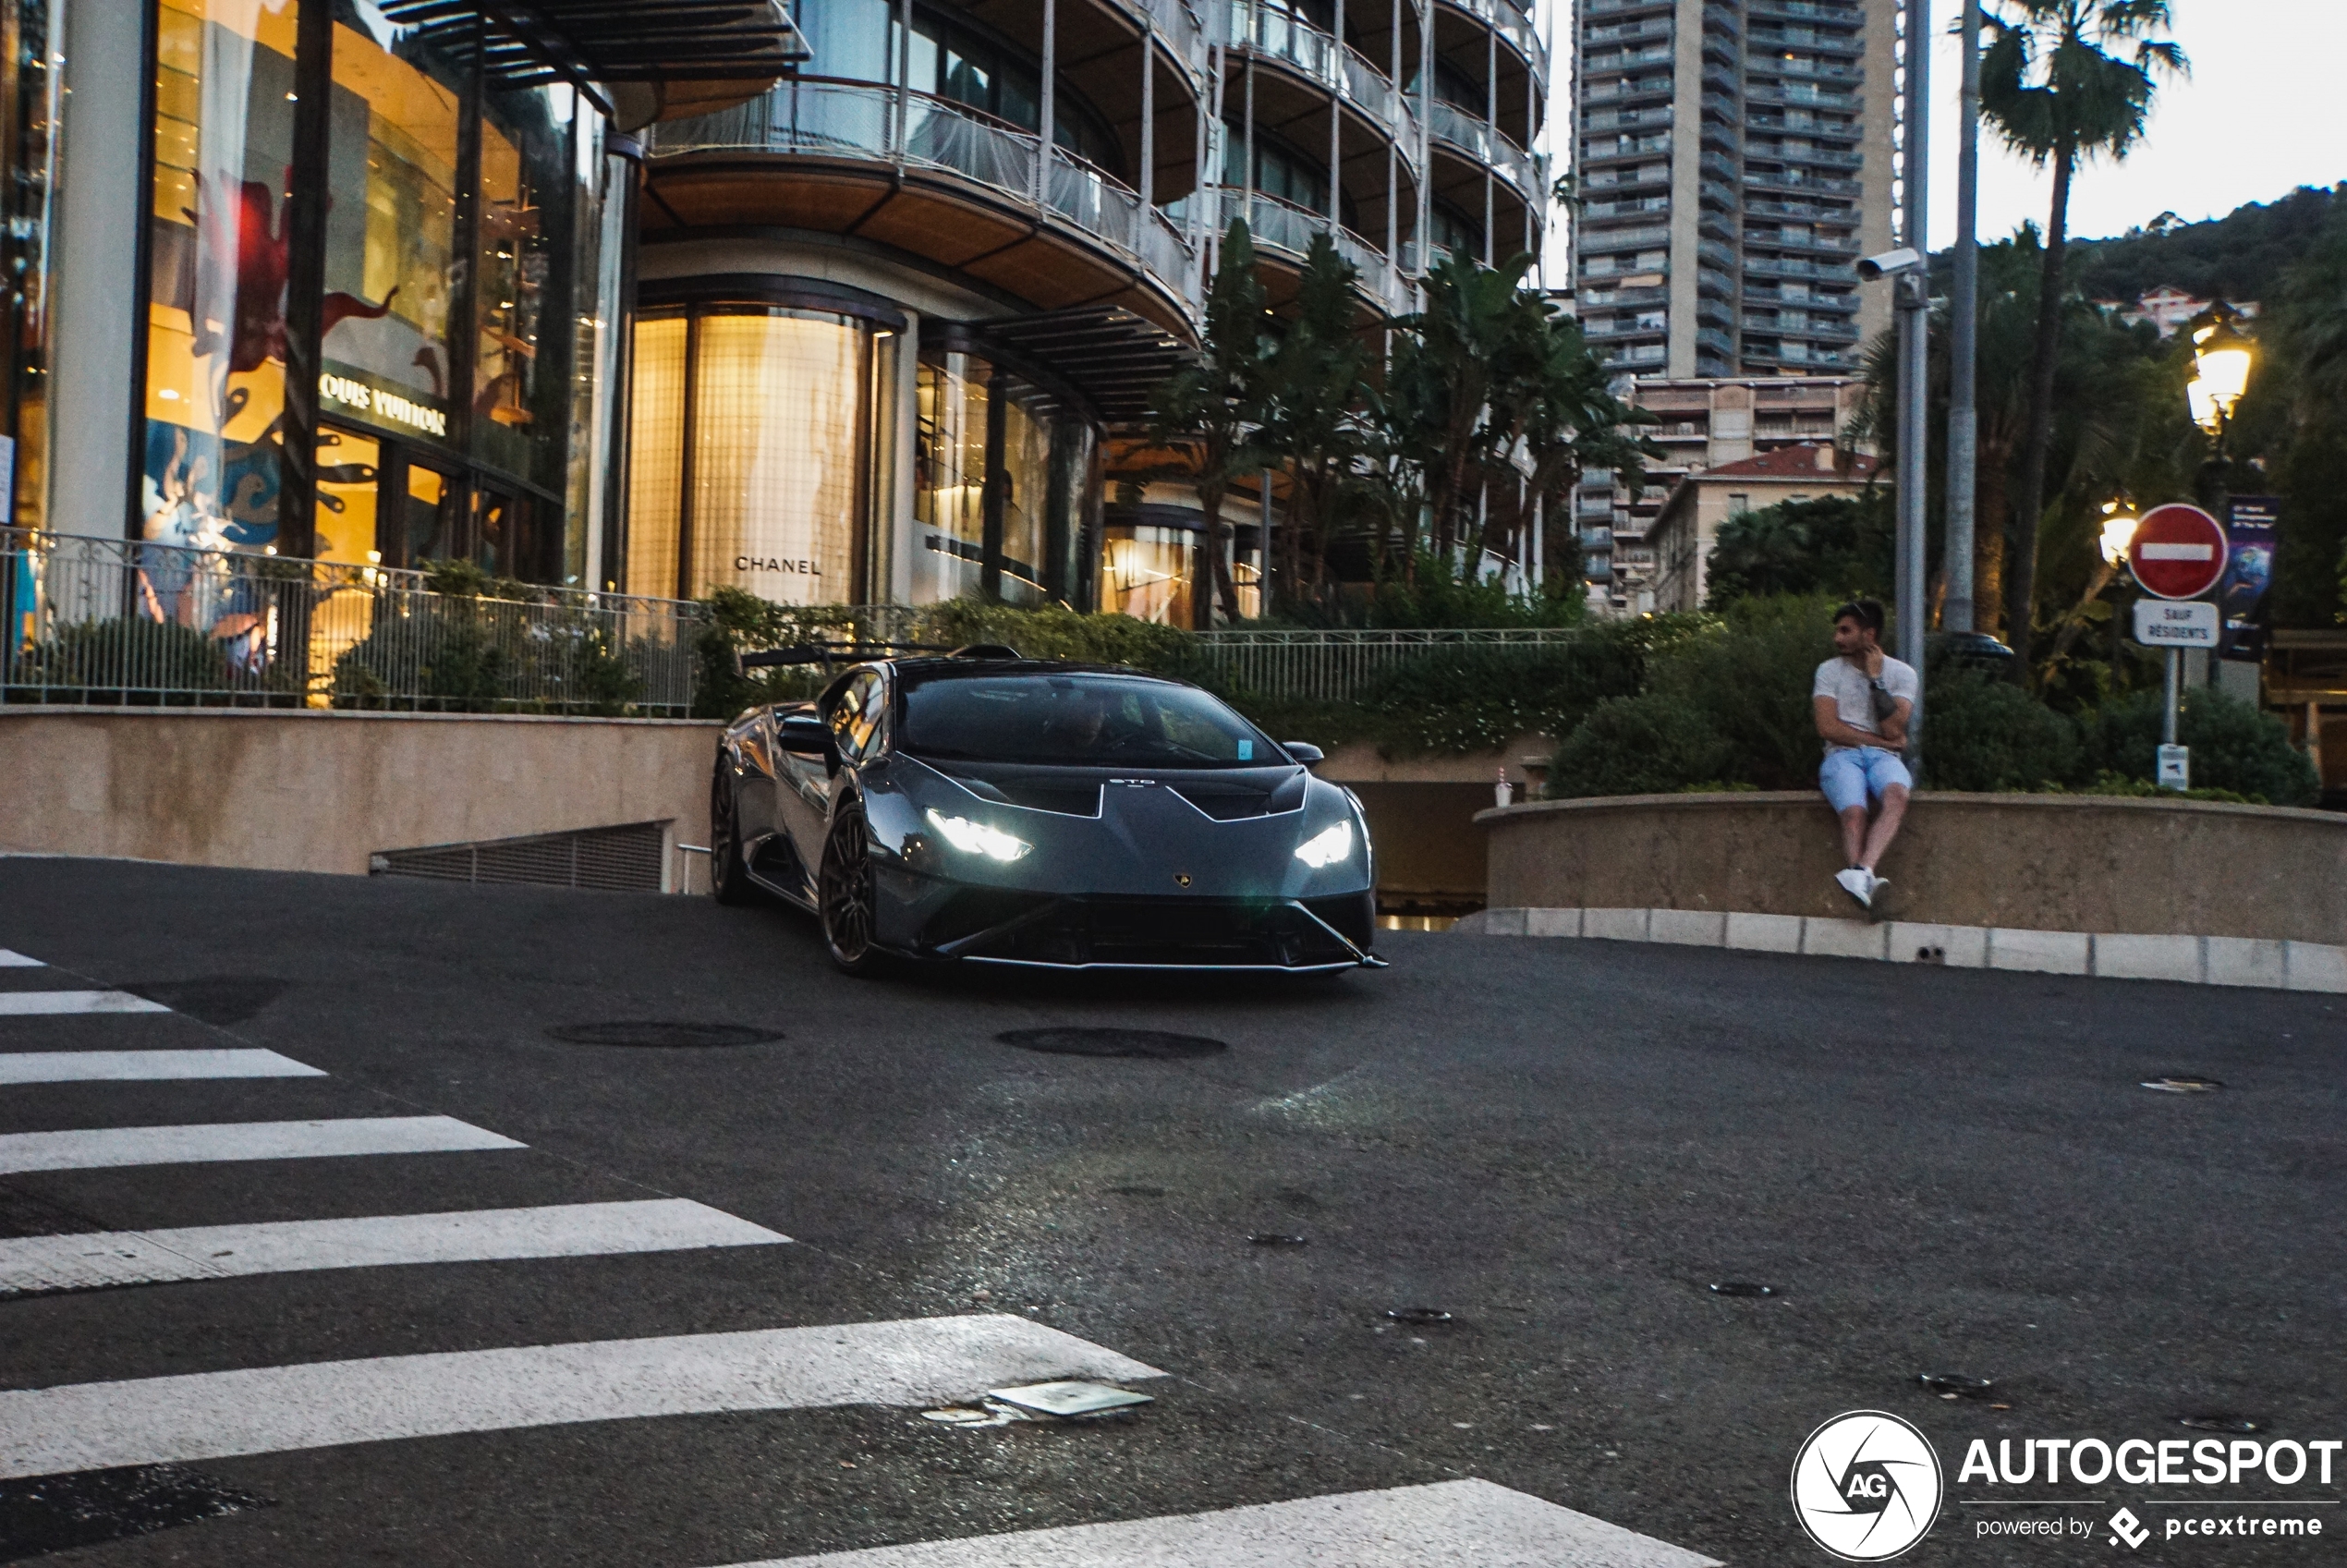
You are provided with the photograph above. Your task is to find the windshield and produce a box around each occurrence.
[900,673,1282,768]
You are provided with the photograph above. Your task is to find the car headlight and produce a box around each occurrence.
[1294,820,1353,869]
[925,808,1032,862]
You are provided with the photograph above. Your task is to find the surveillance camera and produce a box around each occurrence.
[1857,248,1922,281]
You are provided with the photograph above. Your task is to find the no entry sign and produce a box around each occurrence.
[2128,503,2229,601]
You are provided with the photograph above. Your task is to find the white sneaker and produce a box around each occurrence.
[1867,871,1891,904]
[1834,867,1873,909]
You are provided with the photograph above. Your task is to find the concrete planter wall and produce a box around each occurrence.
[1,710,721,883]
[1475,791,2347,945]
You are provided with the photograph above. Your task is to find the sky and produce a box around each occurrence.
[1538,0,2346,280]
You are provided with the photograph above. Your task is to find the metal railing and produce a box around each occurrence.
[1426,100,1544,197]
[2,529,701,714]
[1222,0,1422,161]
[1189,627,1585,702]
[649,79,1203,316]
[1206,188,1411,311]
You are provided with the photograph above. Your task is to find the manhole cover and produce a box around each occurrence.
[997,1027,1227,1059]
[2178,1415,2261,1433]
[544,1022,780,1048]
[2142,1076,2223,1093]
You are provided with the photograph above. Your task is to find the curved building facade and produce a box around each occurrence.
[623,0,1550,618]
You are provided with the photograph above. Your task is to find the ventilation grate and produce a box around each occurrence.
[369,821,668,893]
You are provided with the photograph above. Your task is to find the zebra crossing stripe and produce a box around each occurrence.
[0,1049,326,1084]
[0,1198,789,1295]
[725,1479,1720,1568]
[0,950,43,966]
[0,991,172,1015]
[0,1116,526,1175]
[0,1315,1163,1478]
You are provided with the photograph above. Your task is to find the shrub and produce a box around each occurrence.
[1642,594,1843,788]
[18,617,231,693]
[1918,670,2084,792]
[1704,495,1893,609]
[1547,693,1736,797]
[2082,687,2319,806]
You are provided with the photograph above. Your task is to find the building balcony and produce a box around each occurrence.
[1745,80,1858,111]
[1582,43,1672,73]
[1435,0,1550,79]
[1701,64,1740,97]
[1696,265,1733,298]
[1745,0,1867,22]
[1580,134,1671,167]
[1696,237,1736,271]
[1749,24,1863,56]
[1744,164,1861,196]
[1225,1,1424,164]
[1580,105,1674,133]
[1695,325,1735,357]
[1698,150,1738,183]
[1582,161,1671,194]
[1602,342,1670,367]
[1744,285,1858,313]
[1582,194,1672,222]
[1746,196,1856,222]
[1746,227,1859,257]
[1579,223,1672,254]
[1583,0,1677,17]
[1698,177,1738,212]
[1579,283,1670,309]
[646,79,1201,333]
[1427,99,1545,198]
[1210,188,1411,308]
[1582,16,1672,46]
[1743,253,1859,283]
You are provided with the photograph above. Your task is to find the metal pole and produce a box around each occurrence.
[1037,0,1056,205]
[1139,18,1156,215]
[1942,0,1980,632]
[2163,647,2180,745]
[1330,0,1344,233]
[1895,0,1928,686]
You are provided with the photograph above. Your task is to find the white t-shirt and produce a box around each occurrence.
[1813,654,1918,755]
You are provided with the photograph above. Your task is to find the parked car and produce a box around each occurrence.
[709,648,1380,974]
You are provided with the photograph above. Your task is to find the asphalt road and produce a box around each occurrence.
[1,857,2341,1567]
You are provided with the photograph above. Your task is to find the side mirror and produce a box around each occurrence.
[777,713,834,759]
[1283,741,1325,766]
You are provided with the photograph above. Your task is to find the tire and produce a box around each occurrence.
[709,760,757,906]
[818,799,888,975]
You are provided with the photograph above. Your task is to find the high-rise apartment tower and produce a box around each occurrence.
[1567,0,1897,379]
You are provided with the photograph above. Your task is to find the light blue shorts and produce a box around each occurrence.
[1820,748,1912,812]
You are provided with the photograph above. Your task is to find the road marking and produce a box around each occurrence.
[0,991,171,1016]
[0,950,43,966]
[0,1199,789,1295]
[0,1049,326,1084]
[0,1116,526,1175]
[724,1479,1721,1567]
[0,1315,1162,1478]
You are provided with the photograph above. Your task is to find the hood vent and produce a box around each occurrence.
[948,774,1101,818]
[1170,770,1306,820]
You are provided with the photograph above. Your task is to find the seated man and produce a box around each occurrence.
[1813,599,1917,910]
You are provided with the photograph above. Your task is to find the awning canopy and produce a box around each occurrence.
[981,306,1192,426]
[374,2,809,88]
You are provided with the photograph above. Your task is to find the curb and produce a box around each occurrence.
[1452,907,2347,994]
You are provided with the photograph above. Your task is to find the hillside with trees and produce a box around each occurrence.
[2071,184,2343,305]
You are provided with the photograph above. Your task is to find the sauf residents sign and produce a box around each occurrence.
[2134,599,2219,648]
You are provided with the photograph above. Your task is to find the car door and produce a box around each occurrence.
[773,669,884,890]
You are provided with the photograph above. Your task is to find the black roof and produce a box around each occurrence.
[375,1,809,89]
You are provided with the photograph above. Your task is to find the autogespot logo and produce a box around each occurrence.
[1792,1411,1945,1561]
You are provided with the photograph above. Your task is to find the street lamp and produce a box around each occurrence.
[2188,308,2254,435]
[2096,497,2139,568]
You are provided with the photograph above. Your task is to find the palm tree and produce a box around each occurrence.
[1137,220,1275,626]
[1982,0,2184,672]
[1257,233,1370,611]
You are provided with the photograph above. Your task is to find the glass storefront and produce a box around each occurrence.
[0,0,55,534]
[913,339,1094,609]
[140,1,626,580]
[626,305,881,604]
[1102,521,1195,626]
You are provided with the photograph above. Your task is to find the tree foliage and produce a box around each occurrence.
[1704,495,1893,609]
